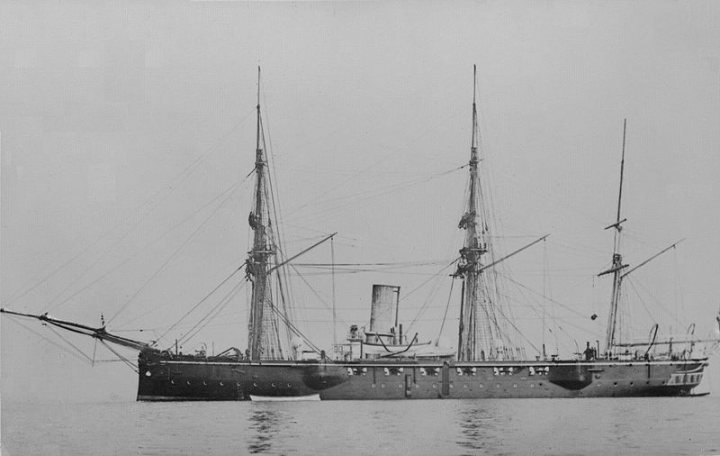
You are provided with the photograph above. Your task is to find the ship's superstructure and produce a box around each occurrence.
[3,67,718,401]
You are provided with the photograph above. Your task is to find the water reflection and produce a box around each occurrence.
[247,406,280,454]
[4,399,717,456]
[456,405,505,456]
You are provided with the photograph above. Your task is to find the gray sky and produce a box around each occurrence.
[2,0,720,402]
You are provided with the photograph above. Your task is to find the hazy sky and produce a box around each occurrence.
[2,1,720,402]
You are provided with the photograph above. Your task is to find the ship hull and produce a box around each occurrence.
[137,350,707,401]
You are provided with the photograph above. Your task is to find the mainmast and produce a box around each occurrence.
[456,65,493,362]
[246,67,283,360]
[599,119,629,355]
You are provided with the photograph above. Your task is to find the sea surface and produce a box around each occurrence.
[2,397,719,456]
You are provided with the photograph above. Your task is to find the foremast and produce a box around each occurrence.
[599,119,629,355]
[455,66,511,362]
[246,67,285,361]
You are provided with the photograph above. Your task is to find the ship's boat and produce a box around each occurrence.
[3,67,719,400]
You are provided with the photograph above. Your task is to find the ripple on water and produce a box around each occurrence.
[2,397,719,455]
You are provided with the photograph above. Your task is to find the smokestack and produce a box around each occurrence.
[369,285,400,334]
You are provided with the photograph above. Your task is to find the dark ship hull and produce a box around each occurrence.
[137,349,707,401]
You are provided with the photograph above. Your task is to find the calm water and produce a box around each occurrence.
[2,397,719,455]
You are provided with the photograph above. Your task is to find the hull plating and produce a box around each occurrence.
[137,351,707,401]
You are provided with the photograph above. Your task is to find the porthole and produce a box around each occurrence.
[187,380,191,385]
[219,382,224,386]
[145,371,152,377]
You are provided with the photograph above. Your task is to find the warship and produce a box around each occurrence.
[3,67,719,400]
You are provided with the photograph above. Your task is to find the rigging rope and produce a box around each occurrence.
[499,273,590,320]
[402,258,459,303]
[626,278,659,326]
[7,315,144,370]
[6,317,91,364]
[404,259,459,333]
[406,268,447,332]
[8,112,255,310]
[287,165,466,224]
[44,324,94,363]
[503,286,603,340]
[261,108,299,355]
[177,280,247,347]
[627,276,684,329]
[293,261,451,267]
[46,179,245,314]
[331,236,337,346]
[99,340,138,373]
[107,180,242,326]
[265,297,323,354]
[484,296,542,355]
[288,264,351,328]
[436,277,456,343]
[152,264,246,346]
